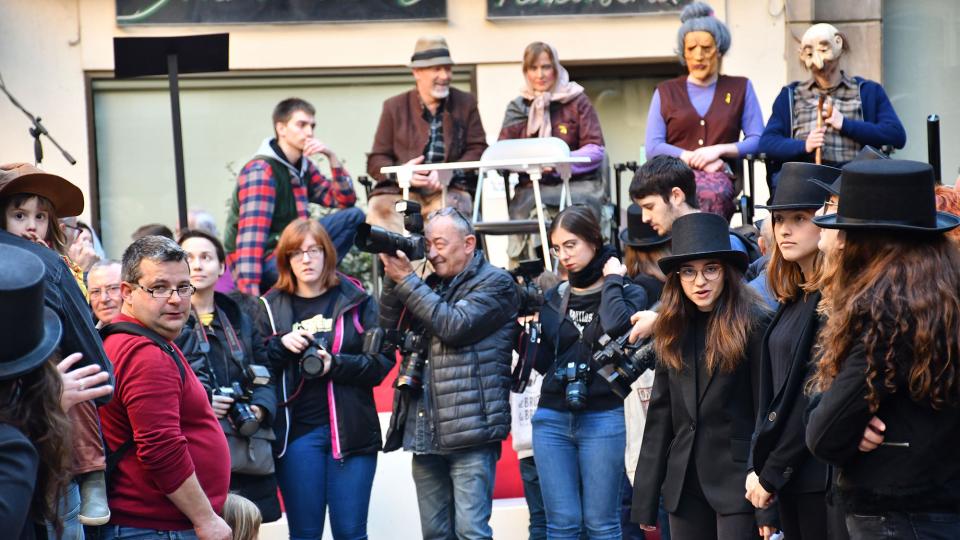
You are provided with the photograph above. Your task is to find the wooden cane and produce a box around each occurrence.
[815,95,825,165]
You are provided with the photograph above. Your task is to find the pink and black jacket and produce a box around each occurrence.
[258,275,394,459]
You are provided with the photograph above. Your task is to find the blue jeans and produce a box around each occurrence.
[411,445,501,540]
[275,425,378,540]
[99,526,197,540]
[846,511,960,540]
[532,406,626,540]
[260,206,366,292]
[48,479,83,540]
[520,457,547,540]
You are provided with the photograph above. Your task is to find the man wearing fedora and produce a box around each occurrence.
[98,236,231,540]
[224,97,364,297]
[366,35,488,233]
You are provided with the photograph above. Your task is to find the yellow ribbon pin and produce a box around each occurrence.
[725,92,732,104]
[558,124,568,135]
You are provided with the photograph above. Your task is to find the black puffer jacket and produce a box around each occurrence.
[258,275,394,460]
[382,251,519,452]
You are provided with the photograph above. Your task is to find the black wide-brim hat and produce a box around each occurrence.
[658,212,749,274]
[0,244,63,380]
[620,204,671,248]
[810,145,889,196]
[813,159,960,233]
[758,162,839,210]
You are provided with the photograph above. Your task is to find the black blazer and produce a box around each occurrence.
[749,291,829,495]
[806,342,960,514]
[631,307,773,525]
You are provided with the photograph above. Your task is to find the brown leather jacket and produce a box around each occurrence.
[366,87,487,190]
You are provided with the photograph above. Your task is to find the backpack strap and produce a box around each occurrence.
[98,322,187,481]
[259,296,278,335]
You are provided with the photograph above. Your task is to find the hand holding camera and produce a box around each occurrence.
[281,329,316,355]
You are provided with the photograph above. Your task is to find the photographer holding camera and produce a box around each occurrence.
[378,207,518,540]
[257,218,393,540]
[531,205,648,539]
[173,229,280,523]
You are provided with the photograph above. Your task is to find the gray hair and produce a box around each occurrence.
[426,208,475,240]
[676,2,731,65]
[188,207,220,237]
[121,235,187,284]
[88,259,121,273]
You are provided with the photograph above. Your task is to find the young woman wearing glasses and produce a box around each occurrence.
[532,205,648,539]
[257,218,393,540]
[631,212,772,540]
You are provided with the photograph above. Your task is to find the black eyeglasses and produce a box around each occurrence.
[134,283,196,299]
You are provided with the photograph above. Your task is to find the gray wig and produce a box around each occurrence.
[676,2,731,65]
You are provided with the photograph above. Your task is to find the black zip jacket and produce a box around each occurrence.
[257,275,394,460]
[535,274,649,412]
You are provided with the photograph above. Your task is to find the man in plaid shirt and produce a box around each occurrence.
[224,98,364,296]
[758,23,906,185]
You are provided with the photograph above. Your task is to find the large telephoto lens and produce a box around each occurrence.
[355,224,425,260]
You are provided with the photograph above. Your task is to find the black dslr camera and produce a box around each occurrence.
[300,336,331,379]
[560,359,590,410]
[592,334,657,400]
[355,200,426,260]
[363,327,428,391]
[510,259,547,317]
[215,364,272,437]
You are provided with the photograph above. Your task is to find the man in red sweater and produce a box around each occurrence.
[99,235,231,540]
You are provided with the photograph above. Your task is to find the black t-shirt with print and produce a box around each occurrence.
[288,292,336,440]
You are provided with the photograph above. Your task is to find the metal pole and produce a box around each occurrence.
[168,53,188,230]
[927,114,941,183]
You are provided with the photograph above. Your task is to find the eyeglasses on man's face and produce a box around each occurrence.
[134,283,196,299]
[89,284,122,301]
[677,264,723,283]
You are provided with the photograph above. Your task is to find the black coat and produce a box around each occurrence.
[259,275,394,460]
[806,342,960,514]
[632,307,772,525]
[0,424,40,540]
[749,292,829,495]
[381,251,518,452]
[535,274,649,411]
[174,292,281,521]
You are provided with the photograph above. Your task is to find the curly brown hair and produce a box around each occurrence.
[0,358,72,535]
[654,262,763,375]
[811,230,960,412]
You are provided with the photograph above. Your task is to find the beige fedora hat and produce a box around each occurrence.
[409,36,454,68]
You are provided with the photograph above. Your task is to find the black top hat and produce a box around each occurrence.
[759,162,838,210]
[811,145,889,195]
[813,159,960,233]
[620,204,671,248]
[0,245,62,381]
[658,213,749,274]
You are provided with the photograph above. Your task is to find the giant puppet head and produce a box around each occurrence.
[676,2,730,84]
[800,23,845,75]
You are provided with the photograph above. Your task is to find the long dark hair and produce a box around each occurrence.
[0,358,72,535]
[654,262,762,374]
[811,230,960,412]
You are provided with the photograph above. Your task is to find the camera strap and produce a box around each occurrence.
[191,307,246,361]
